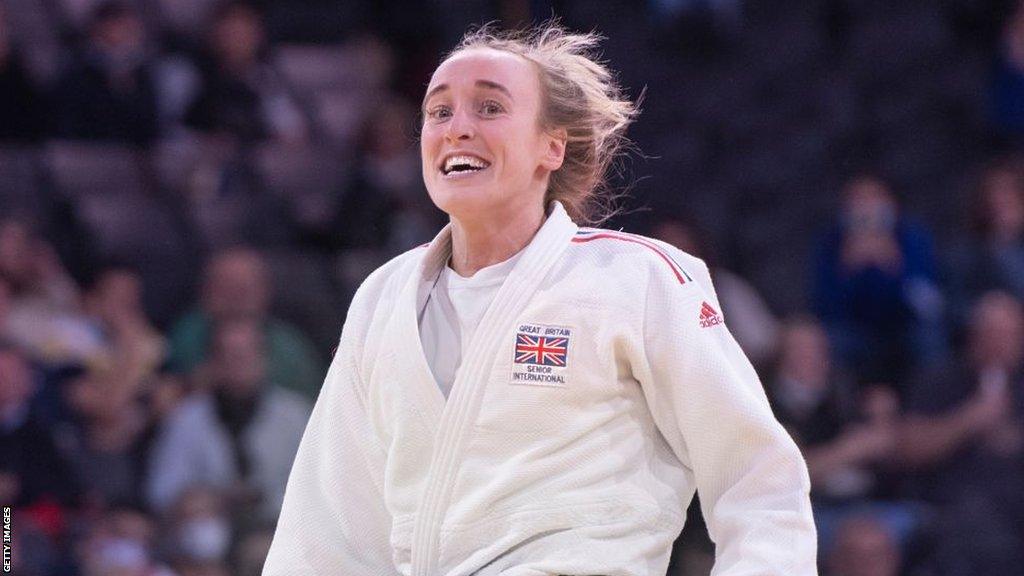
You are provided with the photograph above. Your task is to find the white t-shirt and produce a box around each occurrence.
[417,250,523,398]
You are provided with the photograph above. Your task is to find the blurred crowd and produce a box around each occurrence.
[2,0,1024,575]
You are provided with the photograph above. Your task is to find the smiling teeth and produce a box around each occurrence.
[444,155,490,173]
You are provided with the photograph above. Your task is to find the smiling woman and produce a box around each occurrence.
[263,20,817,576]
[418,25,637,278]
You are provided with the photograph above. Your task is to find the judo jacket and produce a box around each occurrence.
[263,202,817,576]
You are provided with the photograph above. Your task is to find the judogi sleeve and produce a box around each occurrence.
[633,256,818,575]
[263,299,396,575]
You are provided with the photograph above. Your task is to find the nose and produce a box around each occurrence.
[444,107,474,143]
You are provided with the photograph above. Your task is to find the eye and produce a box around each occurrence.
[426,105,452,121]
[480,100,505,116]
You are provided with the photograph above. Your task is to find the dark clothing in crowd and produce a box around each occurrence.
[771,378,855,451]
[948,237,1024,325]
[54,52,160,145]
[53,419,157,509]
[184,55,284,143]
[905,364,1024,511]
[0,51,47,142]
[0,411,81,508]
[905,363,1024,575]
[213,387,261,476]
[813,217,943,384]
[993,52,1024,138]
[771,378,901,503]
[325,162,400,250]
[300,153,439,255]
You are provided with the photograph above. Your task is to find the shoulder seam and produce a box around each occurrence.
[571,229,694,284]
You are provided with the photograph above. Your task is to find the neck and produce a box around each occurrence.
[448,202,546,277]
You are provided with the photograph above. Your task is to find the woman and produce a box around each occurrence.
[264,23,816,576]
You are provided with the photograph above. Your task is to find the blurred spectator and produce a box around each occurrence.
[161,486,232,565]
[7,510,60,576]
[648,0,742,29]
[54,1,160,145]
[901,291,1024,575]
[0,3,48,142]
[0,344,81,534]
[949,157,1024,327]
[993,0,1024,143]
[148,317,311,522]
[0,219,78,311]
[167,247,324,399]
[650,216,779,368]
[304,96,437,255]
[54,365,155,509]
[83,266,167,382]
[825,515,902,576]
[813,174,946,385]
[647,0,743,55]
[771,319,882,493]
[0,219,103,366]
[769,318,920,555]
[141,368,188,424]
[75,503,174,576]
[232,525,274,576]
[184,1,307,144]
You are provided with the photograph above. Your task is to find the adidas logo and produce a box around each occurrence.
[699,301,723,328]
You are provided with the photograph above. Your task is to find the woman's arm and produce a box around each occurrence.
[634,255,817,576]
[263,311,397,575]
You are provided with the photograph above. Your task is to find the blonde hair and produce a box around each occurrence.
[446,21,639,224]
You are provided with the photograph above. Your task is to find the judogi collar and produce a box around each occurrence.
[383,200,578,575]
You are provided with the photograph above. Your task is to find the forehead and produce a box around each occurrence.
[427,47,539,99]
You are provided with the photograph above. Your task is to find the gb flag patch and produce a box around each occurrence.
[511,323,572,387]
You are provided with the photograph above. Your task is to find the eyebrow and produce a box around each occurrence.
[422,80,514,107]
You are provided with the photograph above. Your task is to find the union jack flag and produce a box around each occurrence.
[514,333,569,367]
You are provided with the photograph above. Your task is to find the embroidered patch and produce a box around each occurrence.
[510,323,571,387]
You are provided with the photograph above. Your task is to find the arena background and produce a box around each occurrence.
[2,0,1023,575]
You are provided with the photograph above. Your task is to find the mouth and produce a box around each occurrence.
[439,154,491,178]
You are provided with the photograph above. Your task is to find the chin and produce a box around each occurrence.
[426,183,500,219]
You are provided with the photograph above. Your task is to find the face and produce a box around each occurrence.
[421,48,565,221]
[828,519,900,576]
[95,13,145,55]
[970,293,1024,369]
[210,321,266,394]
[843,178,897,232]
[780,322,831,390]
[214,7,262,67]
[983,169,1024,236]
[203,251,269,320]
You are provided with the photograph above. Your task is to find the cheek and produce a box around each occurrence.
[419,129,432,161]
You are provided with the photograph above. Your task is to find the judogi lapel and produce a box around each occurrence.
[380,202,579,575]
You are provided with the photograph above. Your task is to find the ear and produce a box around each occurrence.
[541,127,567,171]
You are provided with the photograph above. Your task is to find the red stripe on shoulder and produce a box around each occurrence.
[571,232,688,284]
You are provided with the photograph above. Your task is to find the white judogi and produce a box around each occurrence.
[418,249,525,398]
[263,202,817,576]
